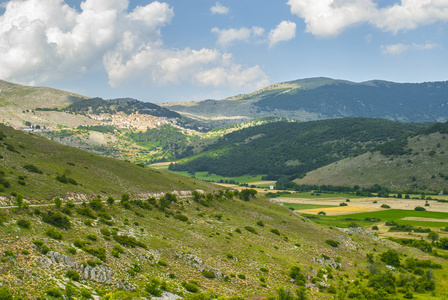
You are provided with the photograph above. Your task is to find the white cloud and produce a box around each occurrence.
[211,26,265,47]
[287,0,448,37]
[0,0,267,92]
[268,21,296,47]
[210,2,229,15]
[381,42,439,54]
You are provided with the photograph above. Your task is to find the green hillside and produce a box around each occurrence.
[170,118,425,178]
[295,122,448,191]
[0,124,216,200]
[2,184,447,298]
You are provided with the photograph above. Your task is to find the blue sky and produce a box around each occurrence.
[0,0,447,103]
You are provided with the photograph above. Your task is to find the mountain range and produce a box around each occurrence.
[162,77,448,125]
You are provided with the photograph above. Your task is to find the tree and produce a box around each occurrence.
[428,231,439,242]
[15,194,24,208]
[107,196,115,206]
[54,197,62,208]
[380,249,400,267]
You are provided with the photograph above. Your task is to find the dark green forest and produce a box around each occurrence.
[170,118,425,177]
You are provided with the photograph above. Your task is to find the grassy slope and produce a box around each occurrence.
[0,124,216,200]
[3,193,446,298]
[295,132,448,190]
[0,79,86,109]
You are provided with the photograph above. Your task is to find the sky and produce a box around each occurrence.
[0,0,447,103]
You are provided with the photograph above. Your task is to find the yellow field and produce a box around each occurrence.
[298,206,383,216]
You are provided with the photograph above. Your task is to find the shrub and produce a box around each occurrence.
[66,270,80,281]
[290,266,306,286]
[17,219,31,229]
[107,196,115,205]
[0,286,13,300]
[113,234,147,249]
[111,244,125,257]
[86,234,97,241]
[244,226,257,234]
[318,211,326,215]
[45,228,63,240]
[86,259,102,267]
[182,281,199,293]
[237,274,246,280]
[339,202,348,206]
[372,225,379,230]
[235,228,242,233]
[73,239,88,248]
[202,269,216,279]
[23,164,43,174]
[42,211,71,229]
[414,206,426,211]
[325,240,340,248]
[82,246,106,261]
[67,247,77,255]
[46,287,62,298]
[380,249,400,267]
[174,214,189,222]
[381,204,391,209]
[54,197,62,208]
[146,278,162,296]
[89,198,103,211]
[76,207,97,219]
[158,260,168,267]
[270,228,281,235]
[4,250,15,258]
[256,220,265,227]
[100,228,111,236]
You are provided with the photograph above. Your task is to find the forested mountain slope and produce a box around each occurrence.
[170,118,425,178]
[295,122,448,191]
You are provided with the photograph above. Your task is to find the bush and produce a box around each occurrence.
[380,249,400,267]
[46,287,63,298]
[372,225,379,230]
[325,239,340,248]
[256,220,265,227]
[45,228,63,240]
[54,197,62,208]
[113,234,147,249]
[76,207,97,219]
[89,198,103,211]
[82,246,106,261]
[86,234,97,241]
[290,266,306,286]
[414,206,426,211]
[182,281,199,293]
[270,228,281,235]
[318,211,326,215]
[0,286,13,300]
[66,270,80,281]
[381,204,391,208]
[244,226,258,234]
[100,228,111,236]
[237,274,246,280]
[202,269,216,279]
[146,278,162,296]
[17,219,31,229]
[23,164,43,174]
[174,214,189,222]
[42,211,71,229]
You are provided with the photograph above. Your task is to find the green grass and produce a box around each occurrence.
[301,209,448,228]
[0,124,216,200]
[282,203,338,210]
[277,192,365,199]
[167,170,266,185]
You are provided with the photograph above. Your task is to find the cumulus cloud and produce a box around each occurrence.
[0,0,267,91]
[287,0,448,37]
[268,21,296,47]
[211,26,265,47]
[210,2,229,15]
[381,42,439,54]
